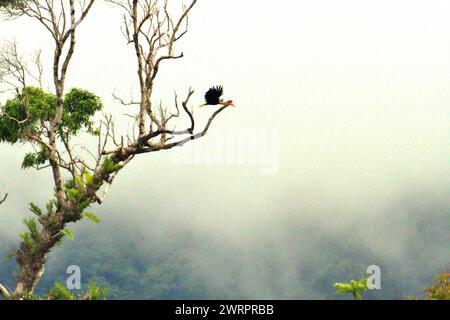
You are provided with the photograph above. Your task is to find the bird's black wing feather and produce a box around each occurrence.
[205,86,224,105]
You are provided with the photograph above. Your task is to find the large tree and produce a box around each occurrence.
[0,0,228,299]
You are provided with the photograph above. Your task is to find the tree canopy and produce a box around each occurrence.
[0,87,102,144]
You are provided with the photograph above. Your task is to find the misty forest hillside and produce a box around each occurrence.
[1,188,448,299]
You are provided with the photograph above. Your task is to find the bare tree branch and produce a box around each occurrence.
[0,193,7,205]
[0,0,230,300]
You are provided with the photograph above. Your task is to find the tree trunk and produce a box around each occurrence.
[11,213,66,299]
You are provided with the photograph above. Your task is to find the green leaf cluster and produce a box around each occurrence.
[63,172,102,225]
[334,278,368,300]
[21,148,49,169]
[9,200,60,256]
[60,228,74,241]
[101,156,124,174]
[0,0,25,7]
[44,282,108,300]
[81,212,101,224]
[60,88,103,138]
[424,272,450,300]
[46,282,74,300]
[85,283,108,300]
[0,86,102,145]
[82,170,102,191]
[0,87,56,143]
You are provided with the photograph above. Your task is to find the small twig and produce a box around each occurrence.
[0,193,7,205]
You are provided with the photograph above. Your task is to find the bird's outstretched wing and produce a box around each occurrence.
[204,86,224,105]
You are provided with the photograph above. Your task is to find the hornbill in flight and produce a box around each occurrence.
[199,86,235,108]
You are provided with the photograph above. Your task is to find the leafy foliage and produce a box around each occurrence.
[63,172,102,223]
[83,171,101,191]
[28,202,43,217]
[425,272,450,300]
[23,218,39,238]
[46,282,74,300]
[81,212,101,224]
[101,156,124,174]
[21,149,49,169]
[0,87,56,143]
[334,278,369,300]
[0,0,26,9]
[0,86,102,144]
[12,170,103,258]
[60,228,74,241]
[60,88,102,137]
[45,282,107,300]
[85,282,108,300]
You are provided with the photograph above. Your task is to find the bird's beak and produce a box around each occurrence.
[230,103,236,107]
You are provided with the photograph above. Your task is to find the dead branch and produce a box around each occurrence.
[0,193,7,205]
[1,0,230,300]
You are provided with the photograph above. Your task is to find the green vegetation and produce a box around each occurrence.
[1,209,446,300]
[0,0,24,8]
[45,282,107,300]
[406,272,450,300]
[0,87,102,145]
[334,272,449,301]
[0,0,227,299]
[424,272,450,300]
[334,278,369,300]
